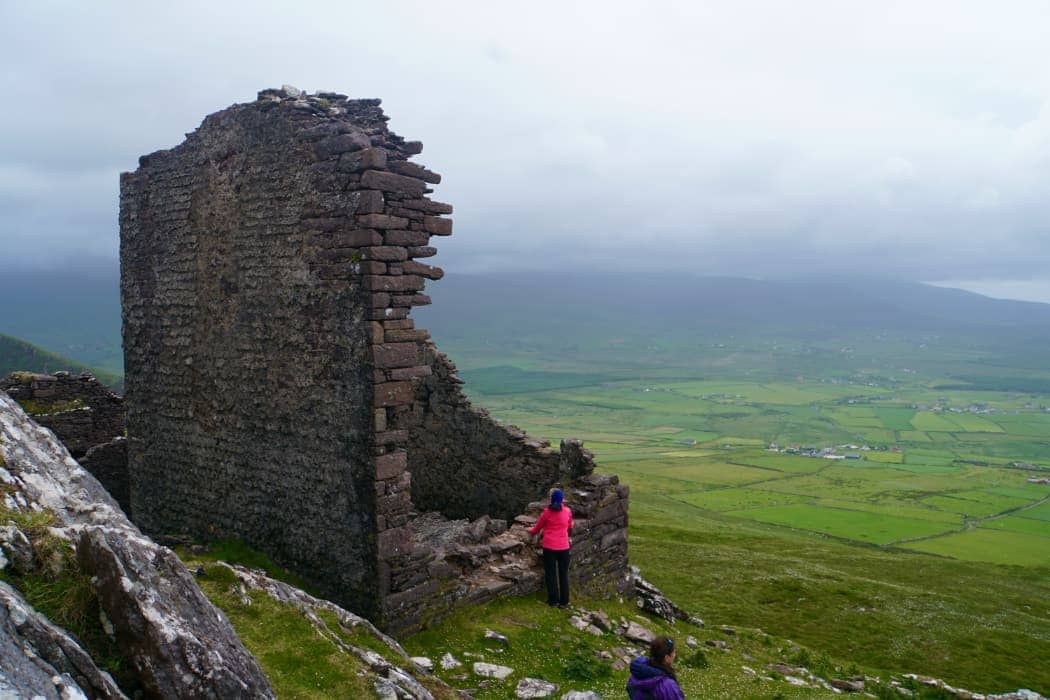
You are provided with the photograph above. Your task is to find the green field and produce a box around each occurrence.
[445,345,1050,693]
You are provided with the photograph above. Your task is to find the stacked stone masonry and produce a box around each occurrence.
[0,371,128,512]
[120,86,630,634]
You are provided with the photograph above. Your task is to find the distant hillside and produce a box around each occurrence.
[0,334,122,390]
[0,262,123,376]
[419,272,1050,337]
[416,272,1050,387]
[4,261,1050,385]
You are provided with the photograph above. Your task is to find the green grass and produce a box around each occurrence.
[445,355,1050,694]
[402,592,865,699]
[0,503,136,691]
[725,503,956,544]
[981,514,1050,537]
[191,564,374,699]
[629,496,1050,694]
[899,528,1050,567]
[676,488,808,512]
[0,333,122,390]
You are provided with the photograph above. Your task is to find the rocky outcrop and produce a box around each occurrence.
[0,393,273,698]
[0,580,126,700]
[1,371,128,512]
[631,567,704,626]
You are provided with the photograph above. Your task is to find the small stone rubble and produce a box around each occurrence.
[515,677,559,698]
[473,662,514,680]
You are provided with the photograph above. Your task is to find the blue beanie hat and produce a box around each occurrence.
[550,489,564,510]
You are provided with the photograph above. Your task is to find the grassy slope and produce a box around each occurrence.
[0,334,122,390]
[629,493,1050,694]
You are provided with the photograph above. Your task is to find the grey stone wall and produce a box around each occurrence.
[121,87,631,633]
[402,346,563,522]
[120,91,380,615]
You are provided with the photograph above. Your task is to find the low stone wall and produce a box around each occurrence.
[0,371,127,511]
[380,451,631,636]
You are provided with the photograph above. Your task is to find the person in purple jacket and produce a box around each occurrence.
[627,636,685,700]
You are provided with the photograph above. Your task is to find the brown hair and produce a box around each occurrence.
[648,636,677,680]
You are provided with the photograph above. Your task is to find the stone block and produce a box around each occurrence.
[327,228,382,247]
[374,408,387,432]
[377,491,412,515]
[383,230,430,246]
[401,198,453,214]
[423,216,452,235]
[370,321,385,344]
[360,170,428,197]
[383,579,441,610]
[352,190,385,214]
[366,307,410,321]
[361,246,409,262]
[338,147,387,172]
[406,245,437,258]
[388,160,441,184]
[357,213,409,229]
[313,132,370,159]
[376,451,407,480]
[363,275,426,293]
[384,329,430,343]
[402,261,444,280]
[590,499,627,526]
[383,319,415,330]
[388,366,432,380]
[377,526,410,560]
[358,261,387,275]
[391,293,431,307]
[373,343,420,369]
[600,528,627,550]
[374,381,414,407]
[375,430,409,445]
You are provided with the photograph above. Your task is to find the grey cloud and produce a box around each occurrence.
[2,0,1050,297]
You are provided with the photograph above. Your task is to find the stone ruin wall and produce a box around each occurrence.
[0,371,128,512]
[120,87,629,634]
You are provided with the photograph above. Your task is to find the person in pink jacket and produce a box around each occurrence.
[529,488,573,607]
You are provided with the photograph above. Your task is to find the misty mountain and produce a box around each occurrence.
[4,262,1050,382]
[417,272,1050,342]
[0,263,123,375]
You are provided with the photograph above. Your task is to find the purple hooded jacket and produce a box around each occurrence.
[626,656,685,700]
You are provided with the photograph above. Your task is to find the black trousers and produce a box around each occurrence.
[542,547,570,606]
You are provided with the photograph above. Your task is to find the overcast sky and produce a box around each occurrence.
[3,1,1050,301]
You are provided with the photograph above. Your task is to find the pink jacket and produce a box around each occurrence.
[529,506,574,550]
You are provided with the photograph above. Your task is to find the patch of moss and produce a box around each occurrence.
[0,503,137,691]
[175,538,312,592]
[193,577,372,699]
[15,398,86,416]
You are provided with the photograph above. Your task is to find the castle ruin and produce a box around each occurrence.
[119,87,629,633]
